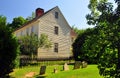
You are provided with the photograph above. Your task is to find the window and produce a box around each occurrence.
[54,43,58,52]
[55,12,58,19]
[54,26,58,35]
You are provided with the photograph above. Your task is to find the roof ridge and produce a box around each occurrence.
[14,6,58,32]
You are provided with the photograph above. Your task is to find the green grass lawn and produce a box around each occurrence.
[10,65,103,78]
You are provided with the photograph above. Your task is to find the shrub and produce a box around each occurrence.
[0,16,19,77]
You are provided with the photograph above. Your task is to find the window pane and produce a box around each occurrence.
[54,43,58,52]
[54,26,58,35]
[55,12,58,19]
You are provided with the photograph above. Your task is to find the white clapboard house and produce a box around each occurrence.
[14,6,76,60]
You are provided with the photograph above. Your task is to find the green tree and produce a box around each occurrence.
[8,16,27,31]
[73,0,120,77]
[72,25,85,35]
[0,15,19,77]
[72,28,97,63]
[39,33,52,48]
[26,12,35,21]
[85,0,120,77]
[19,33,52,58]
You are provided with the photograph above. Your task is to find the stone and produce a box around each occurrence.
[54,68,58,73]
[74,61,81,69]
[82,61,88,68]
[63,63,69,71]
[39,66,46,75]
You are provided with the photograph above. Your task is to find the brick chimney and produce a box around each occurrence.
[36,8,44,17]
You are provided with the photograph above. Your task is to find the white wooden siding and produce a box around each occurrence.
[14,6,72,59]
[37,7,71,59]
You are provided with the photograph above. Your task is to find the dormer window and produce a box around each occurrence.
[55,12,58,19]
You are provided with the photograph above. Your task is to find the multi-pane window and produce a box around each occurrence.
[55,12,58,19]
[54,43,58,52]
[54,26,58,35]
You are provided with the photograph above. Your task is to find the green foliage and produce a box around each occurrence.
[72,26,85,35]
[0,15,19,77]
[19,33,38,56]
[26,12,35,21]
[39,33,52,48]
[8,16,27,30]
[19,33,52,57]
[73,0,120,77]
[72,28,98,63]
[85,0,120,77]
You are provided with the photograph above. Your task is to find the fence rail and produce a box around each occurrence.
[19,57,74,67]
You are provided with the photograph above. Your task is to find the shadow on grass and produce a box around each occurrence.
[2,75,15,78]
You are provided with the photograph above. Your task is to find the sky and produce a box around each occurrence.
[0,0,116,29]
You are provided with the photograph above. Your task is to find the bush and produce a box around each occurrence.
[0,16,19,77]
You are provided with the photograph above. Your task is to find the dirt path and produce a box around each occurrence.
[25,72,36,78]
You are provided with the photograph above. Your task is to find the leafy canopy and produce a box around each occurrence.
[0,15,19,77]
[19,33,52,57]
[8,16,27,30]
[86,0,120,77]
[73,0,120,77]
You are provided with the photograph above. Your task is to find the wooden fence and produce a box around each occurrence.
[19,56,73,67]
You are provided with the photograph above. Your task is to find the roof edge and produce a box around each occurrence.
[14,6,58,32]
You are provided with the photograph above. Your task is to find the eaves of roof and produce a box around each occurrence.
[14,6,58,32]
